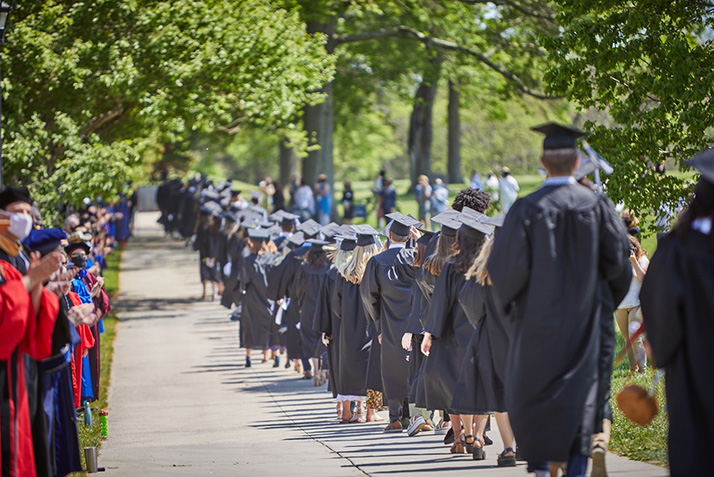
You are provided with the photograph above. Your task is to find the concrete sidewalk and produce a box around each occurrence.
[100,212,669,476]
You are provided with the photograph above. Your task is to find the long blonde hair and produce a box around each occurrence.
[330,248,354,276]
[465,234,494,286]
[343,243,382,284]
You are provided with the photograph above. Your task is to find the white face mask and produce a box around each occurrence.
[8,212,33,240]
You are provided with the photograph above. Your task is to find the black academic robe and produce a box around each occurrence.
[295,262,330,359]
[406,280,428,404]
[640,231,714,477]
[487,183,630,462]
[420,260,476,411]
[332,276,371,397]
[239,253,279,349]
[315,268,340,397]
[220,234,247,309]
[269,246,310,360]
[452,281,510,414]
[360,246,417,402]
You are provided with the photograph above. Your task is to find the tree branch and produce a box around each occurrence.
[334,26,559,99]
[457,0,557,22]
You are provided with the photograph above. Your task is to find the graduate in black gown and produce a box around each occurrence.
[421,212,490,455]
[360,213,420,432]
[640,149,714,477]
[268,220,320,376]
[487,123,630,477]
[316,235,355,421]
[453,214,517,466]
[293,240,332,383]
[239,228,280,367]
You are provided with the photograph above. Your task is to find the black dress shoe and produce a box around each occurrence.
[245,357,252,368]
[444,427,455,445]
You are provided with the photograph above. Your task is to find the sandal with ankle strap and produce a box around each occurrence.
[463,435,475,454]
[497,447,516,467]
[471,436,486,460]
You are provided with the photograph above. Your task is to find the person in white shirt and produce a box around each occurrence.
[615,235,649,373]
[498,167,520,213]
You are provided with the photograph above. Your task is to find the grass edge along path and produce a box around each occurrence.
[71,243,123,476]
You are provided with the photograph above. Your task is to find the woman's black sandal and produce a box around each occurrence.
[471,437,486,460]
[497,447,517,467]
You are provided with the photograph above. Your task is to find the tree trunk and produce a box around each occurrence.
[279,138,298,187]
[447,80,464,185]
[408,68,441,191]
[302,18,337,190]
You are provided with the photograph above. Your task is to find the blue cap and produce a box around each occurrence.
[23,228,67,256]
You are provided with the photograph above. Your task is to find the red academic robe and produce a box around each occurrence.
[67,291,96,408]
[0,260,59,477]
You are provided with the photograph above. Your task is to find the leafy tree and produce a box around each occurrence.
[4,0,333,221]
[544,0,714,227]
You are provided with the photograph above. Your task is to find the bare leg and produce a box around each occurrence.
[495,412,515,450]
[614,308,637,371]
[342,400,353,422]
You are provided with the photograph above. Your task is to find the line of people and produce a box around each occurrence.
[0,186,122,476]
[164,121,713,477]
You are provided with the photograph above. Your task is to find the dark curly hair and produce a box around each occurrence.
[451,188,491,213]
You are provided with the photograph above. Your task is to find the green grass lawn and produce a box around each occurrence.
[609,333,669,466]
[72,244,123,475]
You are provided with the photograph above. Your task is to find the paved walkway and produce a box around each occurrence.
[101,212,668,476]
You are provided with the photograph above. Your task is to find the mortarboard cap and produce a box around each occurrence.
[24,228,67,256]
[353,224,381,246]
[482,214,505,228]
[247,227,271,242]
[531,122,588,151]
[201,189,221,202]
[287,231,306,248]
[280,212,300,228]
[385,212,420,236]
[299,219,321,238]
[306,239,330,252]
[431,210,462,237]
[338,236,357,251]
[459,214,494,240]
[686,148,714,184]
[320,222,340,241]
[416,228,436,246]
[0,186,33,209]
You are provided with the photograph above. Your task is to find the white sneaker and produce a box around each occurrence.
[406,416,427,437]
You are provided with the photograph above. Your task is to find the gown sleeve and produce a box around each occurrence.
[487,200,531,316]
[459,279,487,329]
[639,237,684,368]
[360,257,381,333]
[314,274,332,336]
[423,263,454,339]
[597,196,631,304]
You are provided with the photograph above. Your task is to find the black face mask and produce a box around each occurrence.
[71,256,87,269]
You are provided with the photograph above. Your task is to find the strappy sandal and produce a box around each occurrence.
[463,435,475,454]
[352,405,367,423]
[450,434,466,454]
[336,404,343,422]
[471,436,486,460]
[497,447,516,467]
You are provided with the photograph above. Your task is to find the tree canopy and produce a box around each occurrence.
[545,0,714,225]
[5,0,333,220]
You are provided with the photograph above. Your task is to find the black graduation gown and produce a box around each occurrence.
[640,231,714,477]
[487,184,630,462]
[360,246,417,401]
[269,246,309,359]
[332,275,372,397]
[420,261,475,411]
[452,281,510,414]
[239,253,279,349]
[220,234,247,309]
[406,280,427,404]
[316,268,340,397]
[295,262,330,359]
